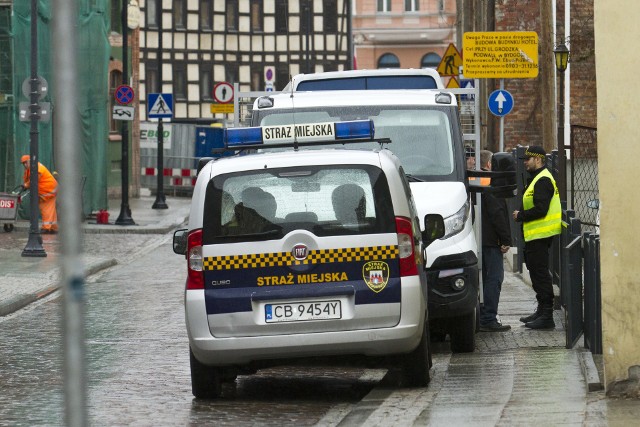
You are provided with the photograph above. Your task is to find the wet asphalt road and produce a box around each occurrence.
[0,235,379,426]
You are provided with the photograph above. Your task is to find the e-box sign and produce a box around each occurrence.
[140,122,172,149]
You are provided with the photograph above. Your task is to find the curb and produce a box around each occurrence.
[579,350,604,392]
[0,257,118,317]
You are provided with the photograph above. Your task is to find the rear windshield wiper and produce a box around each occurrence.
[216,228,282,239]
[405,174,425,182]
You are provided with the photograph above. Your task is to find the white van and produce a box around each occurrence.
[282,68,444,92]
[252,89,479,352]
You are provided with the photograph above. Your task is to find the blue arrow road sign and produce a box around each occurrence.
[148,93,174,119]
[488,90,514,117]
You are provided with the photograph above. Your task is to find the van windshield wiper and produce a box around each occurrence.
[405,174,425,182]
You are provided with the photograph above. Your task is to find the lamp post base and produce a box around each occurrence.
[152,193,168,209]
[22,231,46,257]
[115,204,135,225]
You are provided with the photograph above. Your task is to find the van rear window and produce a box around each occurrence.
[202,165,395,244]
[296,76,438,91]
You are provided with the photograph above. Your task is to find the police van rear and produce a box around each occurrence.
[174,121,444,398]
[252,89,479,353]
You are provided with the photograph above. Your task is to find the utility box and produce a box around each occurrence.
[195,126,226,160]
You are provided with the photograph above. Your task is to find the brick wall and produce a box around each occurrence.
[494,0,596,150]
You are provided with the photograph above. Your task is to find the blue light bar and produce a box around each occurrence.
[223,119,375,148]
[334,120,375,140]
[225,127,263,146]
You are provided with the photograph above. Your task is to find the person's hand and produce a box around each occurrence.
[512,210,519,221]
[500,245,510,254]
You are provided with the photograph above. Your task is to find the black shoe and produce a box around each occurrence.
[520,305,543,323]
[479,321,511,332]
[525,308,555,329]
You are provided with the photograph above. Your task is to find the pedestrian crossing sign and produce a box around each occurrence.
[148,93,173,119]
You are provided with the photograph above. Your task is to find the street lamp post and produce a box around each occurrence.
[554,43,570,203]
[116,0,135,225]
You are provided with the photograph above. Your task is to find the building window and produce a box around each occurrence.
[109,69,123,133]
[275,0,288,34]
[405,0,419,12]
[378,53,400,68]
[421,52,441,69]
[438,0,445,12]
[200,0,212,30]
[300,0,313,34]
[226,0,238,31]
[146,0,158,28]
[225,65,238,85]
[323,0,337,33]
[201,63,212,100]
[251,66,262,91]
[146,61,159,94]
[251,0,263,32]
[276,65,289,91]
[174,63,187,100]
[174,0,186,29]
[110,0,122,34]
[377,0,391,12]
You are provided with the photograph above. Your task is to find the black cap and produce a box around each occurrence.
[524,145,546,158]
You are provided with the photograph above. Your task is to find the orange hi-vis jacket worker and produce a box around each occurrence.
[21,154,58,233]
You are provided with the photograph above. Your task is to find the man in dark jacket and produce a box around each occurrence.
[479,150,512,332]
[512,145,561,330]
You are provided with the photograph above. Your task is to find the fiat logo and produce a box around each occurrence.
[292,244,308,260]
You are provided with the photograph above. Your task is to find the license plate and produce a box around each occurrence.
[265,300,342,323]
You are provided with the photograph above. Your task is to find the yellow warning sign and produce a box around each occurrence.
[437,44,463,77]
[210,103,235,114]
[446,77,459,89]
[463,31,539,79]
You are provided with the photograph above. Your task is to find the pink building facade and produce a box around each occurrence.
[352,0,457,71]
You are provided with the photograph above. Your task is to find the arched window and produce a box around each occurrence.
[377,53,400,69]
[421,52,441,69]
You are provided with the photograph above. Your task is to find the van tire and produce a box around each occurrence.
[399,317,431,387]
[190,348,223,399]
[449,308,476,353]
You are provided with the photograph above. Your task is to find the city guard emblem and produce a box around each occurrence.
[362,261,389,293]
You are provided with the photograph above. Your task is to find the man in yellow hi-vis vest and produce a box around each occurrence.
[512,146,561,329]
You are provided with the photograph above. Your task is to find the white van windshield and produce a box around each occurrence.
[257,107,454,177]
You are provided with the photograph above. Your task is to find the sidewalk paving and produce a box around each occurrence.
[0,194,191,316]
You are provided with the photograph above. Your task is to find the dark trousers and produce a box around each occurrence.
[480,246,504,324]
[524,237,554,307]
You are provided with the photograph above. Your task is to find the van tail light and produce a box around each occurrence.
[395,216,418,277]
[186,229,204,290]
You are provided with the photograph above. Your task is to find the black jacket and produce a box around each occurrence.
[481,191,512,248]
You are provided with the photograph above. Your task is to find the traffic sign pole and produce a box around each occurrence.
[500,80,504,152]
[115,1,135,226]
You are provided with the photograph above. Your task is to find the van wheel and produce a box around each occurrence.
[399,317,432,387]
[449,308,477,353]
[3,224,13,232]
[190,348,223,399]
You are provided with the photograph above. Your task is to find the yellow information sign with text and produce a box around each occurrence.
[210,103,235,114]
[463,31,539,79]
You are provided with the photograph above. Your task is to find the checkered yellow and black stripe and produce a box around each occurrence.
[203,245,399,271]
